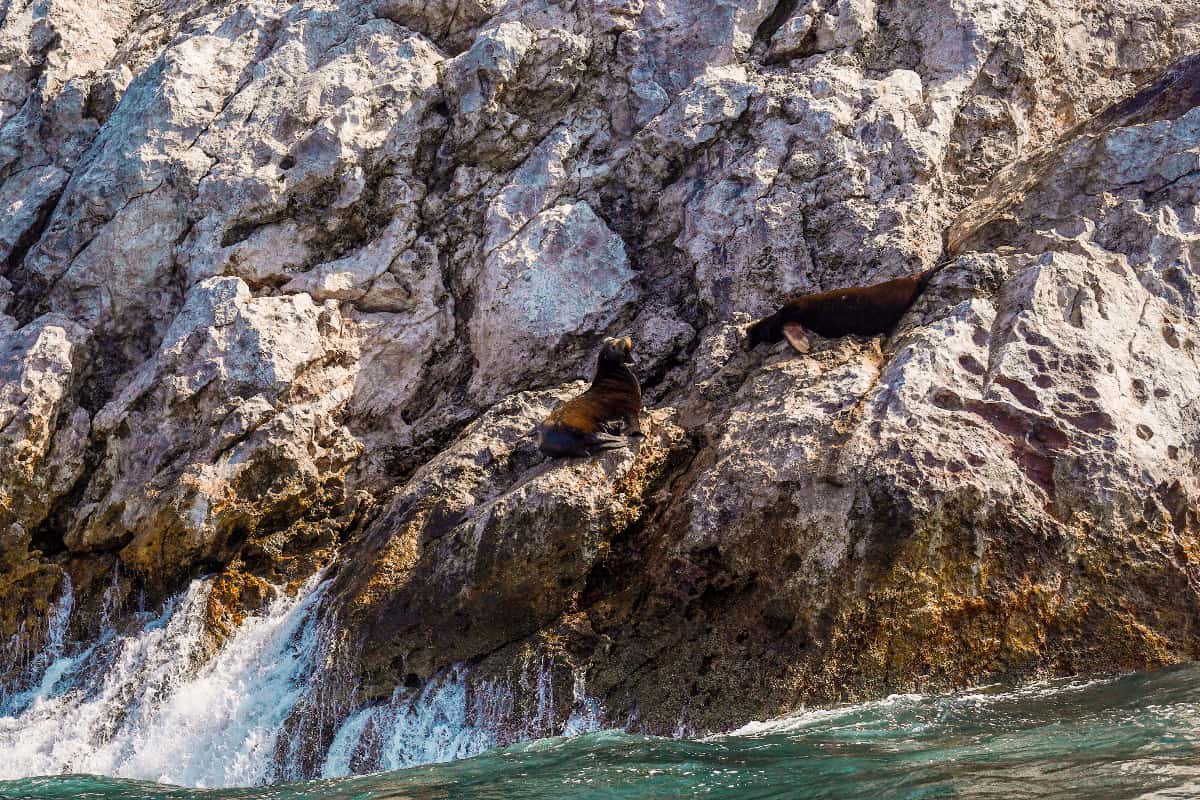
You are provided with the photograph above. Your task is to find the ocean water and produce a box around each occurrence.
[2,664,1199,800]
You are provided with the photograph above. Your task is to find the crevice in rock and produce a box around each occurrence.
[380,405,472,484]
[754,0,802,45]
[30,435,105,559]
[4,183,65,326]
[581,431,704,610]
[82,79,115,125]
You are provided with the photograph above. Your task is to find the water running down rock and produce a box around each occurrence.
[0,576,603,786]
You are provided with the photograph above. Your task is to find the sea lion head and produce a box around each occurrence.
[599,336,636,367]
[744,316,778,350]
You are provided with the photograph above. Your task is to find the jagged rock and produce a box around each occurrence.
[371,0,503,51]
[1,0,1200,766]
[767,9,817,62]
[330,384,688,694]
[469,201,638,401]
[65,277,359,583]
[0,314,89,544]
[814,0,875,53]
[440,22,591,169]
[0,313,88,688]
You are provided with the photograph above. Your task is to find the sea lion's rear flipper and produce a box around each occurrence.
[586,432,632,454]
[782,322,810,354]
[538,425,589,457]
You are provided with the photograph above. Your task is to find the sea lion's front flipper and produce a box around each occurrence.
[782,322,810,354]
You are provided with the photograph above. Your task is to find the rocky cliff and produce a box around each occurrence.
[2,0,1199,771]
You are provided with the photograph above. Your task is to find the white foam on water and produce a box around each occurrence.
[720,693,923,739]
[0,573,328,788]
[320,660,606,778]
[721,674,1132,740]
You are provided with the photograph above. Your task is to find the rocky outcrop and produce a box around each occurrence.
[67,276,358,581]
[0,313,87,686]
[1,0,1199,767]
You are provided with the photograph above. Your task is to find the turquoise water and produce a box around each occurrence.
[3,664,1198,800]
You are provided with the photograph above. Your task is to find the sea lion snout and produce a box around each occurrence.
[744,318,774,350]
[602,335,637,366]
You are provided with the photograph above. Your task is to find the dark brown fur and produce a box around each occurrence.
[537,337,643,458]
[746,267,941,350]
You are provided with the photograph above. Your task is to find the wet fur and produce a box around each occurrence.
[747,267,941,349]
[537,338,643,458]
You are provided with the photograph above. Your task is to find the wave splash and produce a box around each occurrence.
[0,575,326,786]
[0,576,602,788]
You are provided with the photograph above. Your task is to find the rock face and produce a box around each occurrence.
[1,0,1200,767]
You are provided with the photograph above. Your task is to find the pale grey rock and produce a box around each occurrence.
[1,0,1199,765]
[660,62,938,317]
[67,277,360,576]
[0,166,68,266]
[482,115,602,255]
[814,0,875,52]
[469,201,637,401]
[0,276,12,324]
[768,10,817,61]
[0,314,89,542]
[441,22,591,168]
[371,0,503,48]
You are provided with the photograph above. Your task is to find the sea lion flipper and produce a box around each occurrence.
[782,322,810,354]
[586,432,631,454]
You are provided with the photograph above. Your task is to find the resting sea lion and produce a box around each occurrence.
[746,266,943,353]
[537,337,643,458]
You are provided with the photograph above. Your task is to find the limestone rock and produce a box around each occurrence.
[1,0,1200,766]
[66,277,359,582]
[469,201,637,401]
[0,314,89,545]
[330,384,688,693]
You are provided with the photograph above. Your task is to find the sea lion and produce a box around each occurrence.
[746,266,943,353]
[537,337,644,458]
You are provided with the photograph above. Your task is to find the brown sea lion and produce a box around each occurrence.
[537,337,644,458]
[746,266,943,353]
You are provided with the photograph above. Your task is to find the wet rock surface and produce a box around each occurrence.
[1,0,1199,763]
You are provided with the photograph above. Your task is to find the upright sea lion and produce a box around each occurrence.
[746,266,943,353]
[537,337,644,458]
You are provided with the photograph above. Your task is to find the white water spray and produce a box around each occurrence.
[0,573,74,716]
[320,658,606,779]
[0,574,328,787]
[2,570,606,788]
